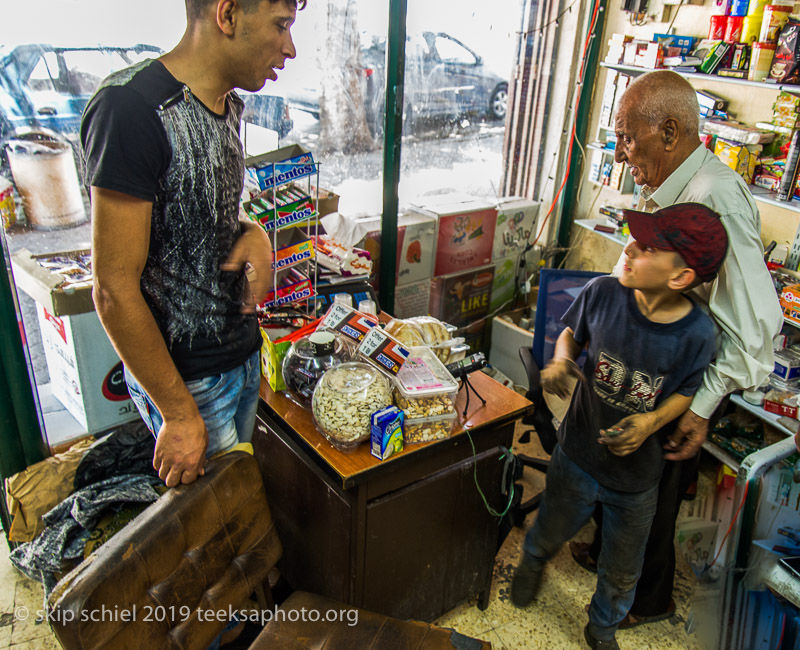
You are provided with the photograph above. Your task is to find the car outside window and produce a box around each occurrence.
[434,36,477,65]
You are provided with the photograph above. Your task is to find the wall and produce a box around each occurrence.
[562,0,800,272]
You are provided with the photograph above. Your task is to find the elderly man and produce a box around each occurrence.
[568,70,782,627]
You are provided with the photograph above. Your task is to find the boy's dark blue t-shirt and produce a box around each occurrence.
[559,276,716,493]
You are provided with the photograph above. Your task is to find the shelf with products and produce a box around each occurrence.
[730,393,797,438]
[599,62,800,95]
[596,63,800,215]
[574,218,628,246]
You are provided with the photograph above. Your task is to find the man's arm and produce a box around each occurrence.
[601,393,693,457]
[91,187,207,487]
[666,208,782,460]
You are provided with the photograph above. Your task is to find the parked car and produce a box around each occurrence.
[286,31,508,136]
[0,44,293,148]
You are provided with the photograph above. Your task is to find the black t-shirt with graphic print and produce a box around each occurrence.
[559,276,715,493]
[81,60,260,381]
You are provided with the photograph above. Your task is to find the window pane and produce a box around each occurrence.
[400,0,521,202]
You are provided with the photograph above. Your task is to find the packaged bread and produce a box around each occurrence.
[384,318,426,348]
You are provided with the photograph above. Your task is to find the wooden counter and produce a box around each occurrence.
[253,370,532,621]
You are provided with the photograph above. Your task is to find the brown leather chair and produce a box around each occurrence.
[47,451,491,650]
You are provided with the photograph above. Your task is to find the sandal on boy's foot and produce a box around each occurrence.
[618,599,676,630]
[510,560,543,607]
[569,541,598,574]
[583,625,620,650]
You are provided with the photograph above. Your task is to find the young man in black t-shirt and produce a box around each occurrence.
[81,0,304,488]
[511,204,727,650]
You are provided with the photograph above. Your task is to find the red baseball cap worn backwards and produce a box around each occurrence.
[622,202,729,283]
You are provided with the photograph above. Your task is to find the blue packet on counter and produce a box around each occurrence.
[371,406,404,461]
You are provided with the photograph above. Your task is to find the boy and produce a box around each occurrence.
[511,203,727,650]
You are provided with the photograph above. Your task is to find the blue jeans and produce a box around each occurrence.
[523,445,658,641]
[124,351,261,457]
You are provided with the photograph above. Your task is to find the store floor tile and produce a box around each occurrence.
[0,420,714,649]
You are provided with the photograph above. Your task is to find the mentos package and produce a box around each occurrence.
[371,406,404,460]
[245,144,316,191]
[272,238,315,271]
[259,272,316,309]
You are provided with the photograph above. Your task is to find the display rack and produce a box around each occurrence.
[243,147,321,317]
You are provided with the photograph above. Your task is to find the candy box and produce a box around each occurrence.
[370,406,404,460]
[245,144,316,191]
[775,349,800,381]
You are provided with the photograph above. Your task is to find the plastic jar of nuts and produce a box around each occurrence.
[312,362,393,450]
[393,347,458,443]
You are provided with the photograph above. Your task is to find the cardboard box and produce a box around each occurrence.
[394,279,431,319]
[714,140,759,184]
[0,177,17,230]
[780,283,800,326]
[11,248,94,316]
[493,198,539,261]
[312,185,340,217]
[429,265,494,327]
[676,520,719,577]
[489,308,535,389]
[260,327,292,392]
[411,195,497,277]
[36,303,138,434]
[357,211,437,286]
[490,256,519,314]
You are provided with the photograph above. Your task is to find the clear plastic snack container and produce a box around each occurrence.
[312,362,393,451]
[393,347,459,442]
[404,412,458,444]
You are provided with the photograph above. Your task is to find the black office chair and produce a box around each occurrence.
[510,268,603,526]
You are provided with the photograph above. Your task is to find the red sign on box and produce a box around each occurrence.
[412,196,497,276]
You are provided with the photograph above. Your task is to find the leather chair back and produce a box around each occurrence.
[48,451,282,650]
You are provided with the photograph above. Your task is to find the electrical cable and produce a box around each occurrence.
[666,0,685,34]
[464,429,516,518]
[706,481,749,569]
[528,0,604,250]
[521,0,582,37]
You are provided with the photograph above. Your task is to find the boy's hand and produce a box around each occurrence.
[599,412,657,456]
[541,358,583,399]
